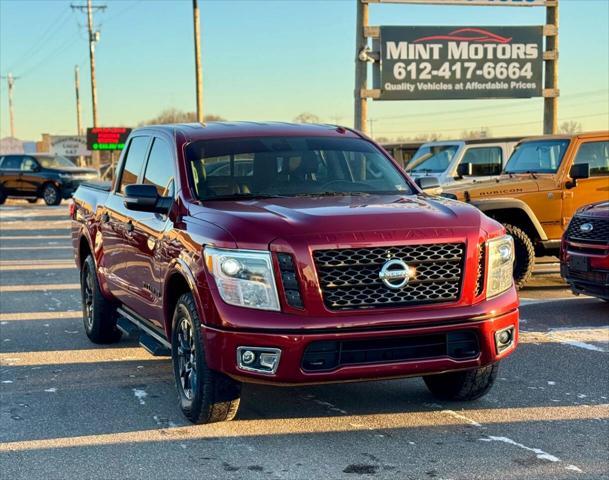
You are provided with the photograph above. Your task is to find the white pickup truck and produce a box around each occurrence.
[405,137,523,187]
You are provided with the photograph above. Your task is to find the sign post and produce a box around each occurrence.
[354,0,559,135]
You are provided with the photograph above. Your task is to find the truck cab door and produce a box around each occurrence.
[125,137,177,331]
[563,139,609,224]
[99,136,151,305]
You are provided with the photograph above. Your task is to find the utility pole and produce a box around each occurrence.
[75,66,83,136]
[192,0,204,123]
[543,1,559,134]
[354,0,369,134]
[72,1,106,167]
[1,73,17,138]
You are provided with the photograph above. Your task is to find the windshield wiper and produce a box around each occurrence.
[202,193,288,201]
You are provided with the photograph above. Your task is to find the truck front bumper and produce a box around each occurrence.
[202,307,518,385]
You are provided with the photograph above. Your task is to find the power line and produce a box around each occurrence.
[8,8,73,73]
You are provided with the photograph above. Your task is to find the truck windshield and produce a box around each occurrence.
[504,140,570,174]
[185,136,412,200]
[406,144,459,173]
[37,156,76,168]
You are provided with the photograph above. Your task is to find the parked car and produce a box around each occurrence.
[71,122,518,424]
[405,137,523,187]
[0,153,98,205]
[444,131,609,288]
[561,201,609,301]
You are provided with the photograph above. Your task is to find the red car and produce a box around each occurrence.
[561,201,609,301]
[71,122,518,423]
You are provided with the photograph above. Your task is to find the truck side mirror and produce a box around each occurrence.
[415,176,442,195]
[124,184,172,214]
[567,163,589,189]
[456,163,472,178]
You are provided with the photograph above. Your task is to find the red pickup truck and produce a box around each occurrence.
[71,122,519,423]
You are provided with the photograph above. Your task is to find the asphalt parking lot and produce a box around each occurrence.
[0,201,607,480]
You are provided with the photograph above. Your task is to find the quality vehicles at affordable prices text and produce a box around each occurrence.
[71,122,518,424]
[444,132,609,288]
[561,201,609,301]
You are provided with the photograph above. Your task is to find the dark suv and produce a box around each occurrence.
[0,154,98,205]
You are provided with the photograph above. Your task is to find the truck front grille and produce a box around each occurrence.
[566,216,609,244]
[313,243,465,310]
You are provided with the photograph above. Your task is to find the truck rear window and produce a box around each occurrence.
[185,136,412,200]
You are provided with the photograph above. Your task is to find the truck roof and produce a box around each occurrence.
[133,121,362,142]
[419,136,526,146]
[517,131,609,143]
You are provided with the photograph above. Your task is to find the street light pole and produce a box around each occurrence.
[192,0,204,123]
[7,73,16,138]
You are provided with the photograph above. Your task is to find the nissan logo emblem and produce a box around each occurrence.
[379,259,413,289]
[579,223,593,233]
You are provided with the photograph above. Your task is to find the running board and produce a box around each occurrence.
[117,307,171,357]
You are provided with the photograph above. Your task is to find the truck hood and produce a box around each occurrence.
[443,174,542,201]
[189,194,486,248]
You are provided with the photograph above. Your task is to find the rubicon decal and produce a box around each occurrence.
[378,26,543,100]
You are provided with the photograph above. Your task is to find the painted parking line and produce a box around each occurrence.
[520,327,609,352]
[0,404,606,453]
[0,221,70,230]
[0,311,82,321]
[0,283,80,293]
[0,246,72,251]
[0,348,159,367]
[0,260,75,271]
[0,235,69,240]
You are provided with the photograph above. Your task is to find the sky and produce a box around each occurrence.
[0,0,608,141]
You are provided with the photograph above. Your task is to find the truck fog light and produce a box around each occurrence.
[241,350,256,365]
[495,326,515,353]
[236,347,282,374]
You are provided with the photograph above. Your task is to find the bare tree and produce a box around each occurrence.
[140,108,225,126]
[559,121,582,135]
[461,127,492,139]
[293,112,321,124]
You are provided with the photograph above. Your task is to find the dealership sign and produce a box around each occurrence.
[378,26,543,100]
[50,136,90,157]
[86,127,131,151]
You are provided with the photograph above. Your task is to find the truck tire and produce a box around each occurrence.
[171,293,241,424]
[423,363,499,401]
[504,224,535,289]
[0,188,6,205]
[42,183,61,206]
[81,255,121,343]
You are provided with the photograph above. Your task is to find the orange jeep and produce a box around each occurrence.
[444,131,609,287]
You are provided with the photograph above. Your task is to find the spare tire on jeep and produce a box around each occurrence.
[504,224,535,289]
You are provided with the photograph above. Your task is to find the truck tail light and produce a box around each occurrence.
[276,253,304,309]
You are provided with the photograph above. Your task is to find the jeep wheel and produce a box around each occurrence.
[423,363,499,401]
[81,255,121,343]
[27,198,38,204]
[42,183,61,206]
[171,293,241,424]
[504,224,535,289]
[0,188,6,205]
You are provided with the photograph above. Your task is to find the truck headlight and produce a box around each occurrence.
[204,247,280,311]
[486,235,514,298]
